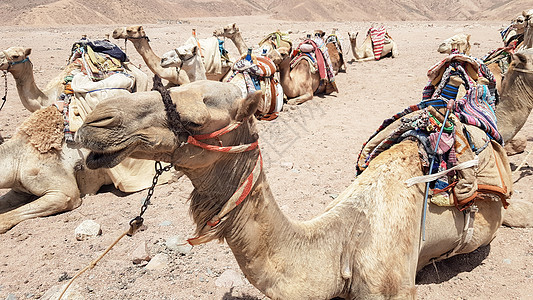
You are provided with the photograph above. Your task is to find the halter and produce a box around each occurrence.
[185,120,262,245]
[172,48,196,76]
[512,67,533,74]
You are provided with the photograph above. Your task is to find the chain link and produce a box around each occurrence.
[1,70,7,111]
[128,161,173,236]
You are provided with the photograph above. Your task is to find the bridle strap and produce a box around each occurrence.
[187,152,263,246]
[512,67,533,74]
[186,121,259,153]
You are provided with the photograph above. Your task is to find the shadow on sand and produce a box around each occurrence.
[416,244,491,284]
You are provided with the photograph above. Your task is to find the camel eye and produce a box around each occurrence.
[12,55,19,59]
[186,121,202,128]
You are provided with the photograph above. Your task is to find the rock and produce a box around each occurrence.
[40,283,84,300]
[74,220,101,241]
[165,236,192,254]
[504,136,527,156]
[145,253,169,270]
[5,294,17,300]
[503,258,511,264]
[502,199,533,228]
[280,161,294,169]
[159,220,172,226]
[215,269,245,288]
[131,241,151,264]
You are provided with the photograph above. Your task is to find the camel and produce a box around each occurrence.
[437,33,471,55]
[0,46,174,232]
[76,80,510,299]
[314,30,346,74]
[0,47,149,112]
[348,30,399,62]
[269,46,334,105]
[212,23,248,56]
[160,44,207,82]
[112,25,190,86]
[0,106,113,233]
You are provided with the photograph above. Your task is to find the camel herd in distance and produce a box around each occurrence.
[0,8,532,299]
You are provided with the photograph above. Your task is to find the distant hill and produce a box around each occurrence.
[0,0,530,26]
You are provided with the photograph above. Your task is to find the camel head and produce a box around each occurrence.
[0,47,31,71]
[267,46,291,67]
[160,44,199,68]
[347,32,358,44]
[213,23,239,38]
[501,48,533,92]
[313,30,326,39]
[437,33,471,55]
[76,81,261,170]
[512,15,527,33]
[112,25,147,40]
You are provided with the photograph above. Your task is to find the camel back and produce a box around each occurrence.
[357,53,510,210]
[226,54,283,120]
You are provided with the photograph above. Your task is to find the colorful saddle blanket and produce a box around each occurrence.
[259,31,292,50]
[291,38,338,93]
[227,54,283,120]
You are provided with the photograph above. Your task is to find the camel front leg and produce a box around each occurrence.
[0,190,81,233]
[287,92,314,105]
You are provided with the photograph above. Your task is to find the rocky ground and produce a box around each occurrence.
[0,16,532,299]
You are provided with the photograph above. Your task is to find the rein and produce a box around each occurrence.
[1,71,7,111]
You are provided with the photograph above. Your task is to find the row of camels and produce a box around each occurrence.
[74,41,533,297]
[0,19,532,299]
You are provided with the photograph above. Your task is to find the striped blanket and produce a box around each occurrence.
[292,38,335,83]
[369,26,386,60]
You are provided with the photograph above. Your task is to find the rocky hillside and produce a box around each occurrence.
[0,0,530,25]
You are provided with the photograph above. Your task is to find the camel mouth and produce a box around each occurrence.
[86,147,133,169]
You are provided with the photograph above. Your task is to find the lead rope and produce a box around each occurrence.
[58,161,172,300]
[1,71,7,111]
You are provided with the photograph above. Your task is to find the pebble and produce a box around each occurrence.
[165,236,192,254]
[6,294,17,300]
[503,258,511,265]
[215,269,245,288]
[40,283,84,300]
[131,241,151,264]
[74,220,101,241]
[145,253,169,270]
[159,220,172,226]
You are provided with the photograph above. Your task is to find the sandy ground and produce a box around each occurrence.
[0,16,532,299]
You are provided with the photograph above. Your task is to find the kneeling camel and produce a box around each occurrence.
[76,80,508,299]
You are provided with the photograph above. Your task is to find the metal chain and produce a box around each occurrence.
[128,161,173,236]
[1,70,7,111]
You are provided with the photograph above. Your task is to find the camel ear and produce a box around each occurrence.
[232,23,237,29]
[137,25,146,36]
[235,91,261,122]
[191,45,198,56]
[25,48,32,56]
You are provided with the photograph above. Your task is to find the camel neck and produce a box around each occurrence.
[129,37,179,83]
[183,55,207,81]
[229,33,248,56]
[9,61,49,112]
[496,71,533,142]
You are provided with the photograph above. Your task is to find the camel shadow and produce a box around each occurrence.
[416,244,491,284]
[222,288,262,300]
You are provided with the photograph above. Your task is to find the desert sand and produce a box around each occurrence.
[0,16,532,299]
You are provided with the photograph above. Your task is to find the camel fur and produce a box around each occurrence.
[76,80,509,299]
[348,31,399,62]
[0,106,114,233]
[437,33,471,55]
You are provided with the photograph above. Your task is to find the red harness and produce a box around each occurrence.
[186,121,262,245]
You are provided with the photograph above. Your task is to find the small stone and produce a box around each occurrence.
[165,236,192,254]
[215,269,245,288]
[503,258,511,265]
[280,161,294,169]
[159,220,172,226]
[6,294,17,300]
[40,283,84,300]
[145,253,169,270]
[74,220,101,241]
[131,241,151,264]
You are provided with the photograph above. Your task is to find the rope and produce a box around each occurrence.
[58,229,129,300]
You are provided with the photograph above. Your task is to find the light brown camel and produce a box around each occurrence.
[0,47,148,112]
[160,44,207,82]
[112,25,190,86]
[0,106,113,233]
[348,31,399,62]
[315,29,346,74]
[0,47,174,232]
[269,47,331,105]
[212,23,248,56]
[437,33,471,55]
[76,80,509,299]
